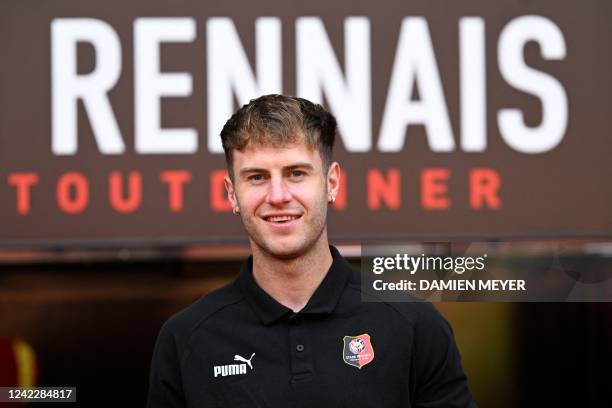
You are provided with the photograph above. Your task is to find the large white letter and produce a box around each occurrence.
[51,18,123,155]
[207,17,281,153]
[460,17,486,151]
[134,18,197,154]
[296,17,371,152]
[378,17,454,152]
[498,15,567,153]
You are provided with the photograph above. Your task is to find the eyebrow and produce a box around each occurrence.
[238,162,315,176]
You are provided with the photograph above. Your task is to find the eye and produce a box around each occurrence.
[290,170,305,178]
[248,174,266,183]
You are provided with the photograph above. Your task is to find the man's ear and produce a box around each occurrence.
[327,162,341,202]
[224,174,239,214]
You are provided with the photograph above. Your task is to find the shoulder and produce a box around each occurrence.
[345,266,450,333]
[159,280,245,350]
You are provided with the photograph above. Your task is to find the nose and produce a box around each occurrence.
[266,174,292,206]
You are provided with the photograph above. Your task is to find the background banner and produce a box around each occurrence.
[2,0,611,246]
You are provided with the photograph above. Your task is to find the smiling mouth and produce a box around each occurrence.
[263,215,302,223]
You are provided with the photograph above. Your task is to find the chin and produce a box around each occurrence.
[261,240,309,260]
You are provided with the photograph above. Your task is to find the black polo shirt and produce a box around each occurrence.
[147,246,475,407]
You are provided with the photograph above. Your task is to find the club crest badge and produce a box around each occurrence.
[342,334,374,369]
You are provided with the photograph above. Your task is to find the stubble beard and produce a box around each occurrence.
[242,197,329,261]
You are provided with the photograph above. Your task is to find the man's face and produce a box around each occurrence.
[225,139,339,259]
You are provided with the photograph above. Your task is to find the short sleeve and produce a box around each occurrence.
[411,304,476,408]
[147,322,187,408]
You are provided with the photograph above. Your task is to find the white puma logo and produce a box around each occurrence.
[213,353,256,378]
[233,353,255,370]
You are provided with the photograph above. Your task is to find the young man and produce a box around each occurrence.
[147,95,475,407]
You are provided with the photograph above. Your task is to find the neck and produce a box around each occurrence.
[250,233,333,313]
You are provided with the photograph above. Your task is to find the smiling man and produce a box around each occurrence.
[147,95,475,407]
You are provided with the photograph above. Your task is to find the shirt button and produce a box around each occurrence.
[296,344,305,352]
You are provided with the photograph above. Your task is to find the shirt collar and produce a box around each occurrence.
[236,245,353,325]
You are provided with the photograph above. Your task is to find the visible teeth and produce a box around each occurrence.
[268,215,298,222]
